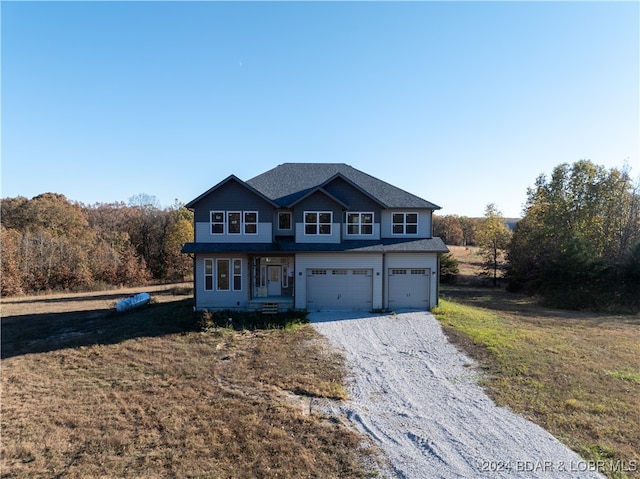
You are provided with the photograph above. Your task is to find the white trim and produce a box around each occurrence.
[391,212,419,235]
[232,258,242,291]
[211,211,225,235]
[345,212,374,236]
[303,211,333,235]
[243,211,258,235]
[216,258,231,290]
[227,211,242,235]
[214,257,243,291]
[277,211,292,231]
[209,211,260,237]
[204,258,214,291]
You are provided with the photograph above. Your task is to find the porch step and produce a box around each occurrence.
[262,302,279,315]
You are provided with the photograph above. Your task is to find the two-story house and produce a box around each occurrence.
[181,163,449,312]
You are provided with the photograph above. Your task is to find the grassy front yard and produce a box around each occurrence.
[434,287,640,479]
[1,296,379,478]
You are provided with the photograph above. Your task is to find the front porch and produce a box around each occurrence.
[248,296,295,313]
[250,256,295,307]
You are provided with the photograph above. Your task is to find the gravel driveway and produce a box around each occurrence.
[311,311,604,479]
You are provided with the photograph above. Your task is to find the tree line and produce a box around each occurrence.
[4,160,639,312]
[437,160,640,313]
[1,193,193,296]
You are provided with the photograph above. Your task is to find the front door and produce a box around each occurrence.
[267,265,282,296]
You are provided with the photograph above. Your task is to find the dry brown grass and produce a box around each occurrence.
[436,286,640,479]
[446,245,486,284]
[1,290,379,478]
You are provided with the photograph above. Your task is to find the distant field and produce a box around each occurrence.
[436,283,640,479]
[446,245,486,283]
[1,287,379,478]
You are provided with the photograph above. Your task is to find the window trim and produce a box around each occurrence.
[212,258,242,291]
[204,259,214,291]
[391,212,419,235]
[346,212,374,236]
[210,211,259,236]
[232,258,242,291]
[304,211,333,235]
[227,211,242,235]
[216,259,230,291]
[243,211,258,235]
[211,211,225,235]
[278,211,292,231]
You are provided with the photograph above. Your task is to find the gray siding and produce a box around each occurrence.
[293,191,344,244]
[322,176,383,215]
[191,180,274,223]
[194,254,250,310]
[380,210,433,238]
[195,221,272,243]
[292,191,344,222]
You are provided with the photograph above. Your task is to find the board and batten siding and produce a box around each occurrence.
[385,253,439,309]
[380,210,433,238]
[295,253,383,310]
[194,254,250,310]
[191,180,275,223]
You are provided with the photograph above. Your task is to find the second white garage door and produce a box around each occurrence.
[307,269,373,311]
[388,268,430,309]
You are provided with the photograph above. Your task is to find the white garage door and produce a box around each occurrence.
[307,269,373,311]
[388,268,430,309]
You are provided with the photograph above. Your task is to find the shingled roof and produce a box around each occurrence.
[246,163,441,209]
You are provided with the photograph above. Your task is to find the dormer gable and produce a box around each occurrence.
[186,175,278,211]
[320,173,386,211]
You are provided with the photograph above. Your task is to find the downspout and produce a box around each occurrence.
[436,253,441,307]
[191,254,197,311]
[382,251,386,311]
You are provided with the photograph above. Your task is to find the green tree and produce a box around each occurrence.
[458,216,480,246]
[507,160,640,311]
[439,253,459,284]
[477,204,511,286]
[164,201,194,281]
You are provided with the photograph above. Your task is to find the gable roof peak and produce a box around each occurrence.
[246,163,441,210]
[185,174,278,209]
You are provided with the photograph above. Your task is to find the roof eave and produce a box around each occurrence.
[286,186,350,209]
[185,175,279,209]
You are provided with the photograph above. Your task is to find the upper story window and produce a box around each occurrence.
[211,212,225,234]
[278,211,292,230]
[228,212,241,234]
[392,213,418,235]
[244,212,258,234]
[211,211,258,235]
[347,212,374,235]
[304,211,332,235]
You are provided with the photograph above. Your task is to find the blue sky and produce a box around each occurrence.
[2,1,638,218]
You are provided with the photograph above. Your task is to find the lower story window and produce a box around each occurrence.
[205,259,214,290]
[207,258,242,291]
[217,259,230,290]
[233,259,242,291]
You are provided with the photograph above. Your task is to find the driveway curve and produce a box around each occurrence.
[311,311,603,479]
